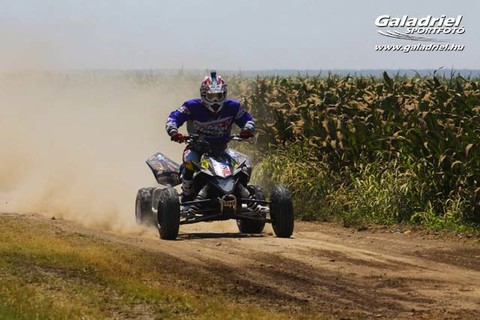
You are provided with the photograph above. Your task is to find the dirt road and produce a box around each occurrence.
[27,214,478,320]
[3,72,478,319]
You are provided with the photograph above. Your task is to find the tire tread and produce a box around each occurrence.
[270,185,294,238]
[157,187,180,240]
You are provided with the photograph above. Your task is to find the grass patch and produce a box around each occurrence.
[0,214,321,319]
[255,146,480,235]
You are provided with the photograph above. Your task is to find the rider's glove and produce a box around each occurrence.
[239,129,254,139]
[170,132,184,143]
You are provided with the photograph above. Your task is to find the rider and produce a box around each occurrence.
[165,71,255,202]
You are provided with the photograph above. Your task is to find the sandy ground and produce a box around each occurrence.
[5,212,477,320]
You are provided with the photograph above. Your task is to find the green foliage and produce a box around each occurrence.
[233,73,480,230]
[328,159,434,227]
[251,143,334,221]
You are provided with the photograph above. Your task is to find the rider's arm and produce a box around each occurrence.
[165,104,190,136]
[234,105,255,134]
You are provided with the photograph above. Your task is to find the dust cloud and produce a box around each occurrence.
[0,70,192,232]
[0,23,254,237]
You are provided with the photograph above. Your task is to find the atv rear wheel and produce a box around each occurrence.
[237,185,266,234]
[135,187,155,225]
[157,187,180,240]
[270,185,294,238]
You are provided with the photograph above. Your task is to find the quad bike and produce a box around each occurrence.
[135,134,294,240]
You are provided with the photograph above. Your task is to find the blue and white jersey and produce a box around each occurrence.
[165,98,255,145]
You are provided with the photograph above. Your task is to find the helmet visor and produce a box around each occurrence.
[205,92,224,102]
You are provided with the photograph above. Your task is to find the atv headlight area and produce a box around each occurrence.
[211,177,237,194]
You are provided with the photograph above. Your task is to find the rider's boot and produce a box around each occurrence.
[180,179,195,203]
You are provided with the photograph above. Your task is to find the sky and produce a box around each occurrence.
[0,0,478,70]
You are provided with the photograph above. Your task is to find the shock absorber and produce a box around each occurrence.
[188,185,209,215]
[236,184,260,214]
[236,183,251,198]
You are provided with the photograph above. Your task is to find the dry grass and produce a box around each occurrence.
[0,214,322,320]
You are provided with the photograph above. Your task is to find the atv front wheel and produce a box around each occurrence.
[157,187,180,240]
[135,187,155,225]
[237,185,266,234]
[270,185,294,238]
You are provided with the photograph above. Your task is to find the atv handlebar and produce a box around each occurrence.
[181,134,248,144]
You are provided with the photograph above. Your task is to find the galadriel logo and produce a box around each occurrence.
[375,15,466,53]
[376,15,464,42]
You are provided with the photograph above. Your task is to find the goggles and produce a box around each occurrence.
[205,92,225,102]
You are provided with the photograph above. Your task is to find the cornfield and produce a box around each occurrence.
[230,72,480,228]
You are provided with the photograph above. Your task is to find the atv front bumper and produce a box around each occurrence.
[179,197,270,225]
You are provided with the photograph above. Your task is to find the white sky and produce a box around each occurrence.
[0,0,478,70]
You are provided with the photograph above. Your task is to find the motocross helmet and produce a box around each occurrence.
[200,70,227,114]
